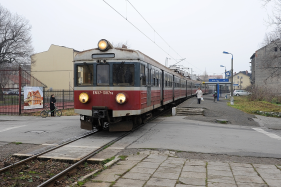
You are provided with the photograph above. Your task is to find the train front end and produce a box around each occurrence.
[74,39,143,131]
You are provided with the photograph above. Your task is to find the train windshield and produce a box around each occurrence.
[113,64,134,86]
[77,64,93,86]
[97,65,109,85]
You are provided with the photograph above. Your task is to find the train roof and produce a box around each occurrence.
[74,47,192,80]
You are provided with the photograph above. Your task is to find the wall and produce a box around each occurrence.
[31,45,78,90]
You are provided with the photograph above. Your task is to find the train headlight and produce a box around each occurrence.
[98,39,113,51]
[79,92,89,104]
[116,93,126,104]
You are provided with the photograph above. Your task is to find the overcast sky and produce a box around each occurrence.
[1,0,274,76]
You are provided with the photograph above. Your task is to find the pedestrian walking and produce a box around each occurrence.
[195,87,203,104]
[50,94,56,117]
[213,91,217,102]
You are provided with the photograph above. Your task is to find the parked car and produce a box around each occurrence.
[233,90,251,96]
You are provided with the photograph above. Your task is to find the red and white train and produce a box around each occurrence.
[74,39,208,131]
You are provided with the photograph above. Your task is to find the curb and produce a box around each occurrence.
[69,157,121,186]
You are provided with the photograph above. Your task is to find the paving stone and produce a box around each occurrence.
[94,172,120,182]
[179,177,206,186]
[122,172,151,181]
[113,178,146,187]
[129,167,156,174]
[208,161,229,167]
[117,160,139,165]
[230,163,253,168]
[208,182,237,187]
[182,165,206,172]
[111,164,134,170]
[136,161,161,169]
[153,170,180,180]
[165,157,186,164]
[207,176,236,184]
[253,164,278,169]
[231,167,256,172]
[207,165,231,171]
[143,158,165,163]
[84,182,111,187]
[160,162,183,168]
[237,184,268,187]
[145,178,177,187]
[207,169,233,177]
[176,184,205,187]
[186,160,206,166]
[146,153,168,160]
[125,154,147,161]
[180,171,206,179]
[277,165,281,170]
[258,171,281,180]
[235,175,265,184]
[157,166,182,173]
[232,169,258,177]
[256,168,281,174]
[263,179,281,187]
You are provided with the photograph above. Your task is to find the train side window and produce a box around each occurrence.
[140,64,146,86]
[113,64,134,86]
[97,65,109,85]
[77,64,93,86]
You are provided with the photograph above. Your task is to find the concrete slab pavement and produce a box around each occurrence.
[83,150,281,187]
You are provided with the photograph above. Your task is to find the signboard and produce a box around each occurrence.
[233,84,239,86]
[225,71,231,77]
[209,79,229,82]
[24,87,43,109]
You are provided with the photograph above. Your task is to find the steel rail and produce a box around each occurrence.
[37,103,179,187]
[0,129,98,173]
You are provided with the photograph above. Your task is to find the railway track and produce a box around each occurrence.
[0,99,186,187]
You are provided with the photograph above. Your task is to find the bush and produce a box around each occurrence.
[247,85,281,103]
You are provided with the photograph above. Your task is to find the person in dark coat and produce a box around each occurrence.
[50,94,56,117]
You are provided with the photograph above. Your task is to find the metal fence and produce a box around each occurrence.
[0,67,74,115]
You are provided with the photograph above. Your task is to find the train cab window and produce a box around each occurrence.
[97,65,109,85]
[113,64,134,86]
[77,64,93,86]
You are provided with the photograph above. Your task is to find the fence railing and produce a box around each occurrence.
[0,67,74,115]
[0,90,74,115]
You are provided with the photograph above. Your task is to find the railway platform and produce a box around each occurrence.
[83,150,281,187]
[176,94,260,127]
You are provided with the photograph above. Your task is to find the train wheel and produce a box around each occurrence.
[133,116,142,126]
[40,110,48,118]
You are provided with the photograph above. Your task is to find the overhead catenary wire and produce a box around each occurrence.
[103,0,177,62]
[127,0,205,74]
[103,0,206,74]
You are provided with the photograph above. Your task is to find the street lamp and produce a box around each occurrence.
[223,51,234,105]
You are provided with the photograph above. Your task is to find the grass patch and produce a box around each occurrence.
[102,156,115,165]
[23,108,79,117]
[227,96,281,115]
[12,142,22,145]
[119,155,128,160]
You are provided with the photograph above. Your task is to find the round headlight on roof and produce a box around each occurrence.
[79,92,89,104]
[97,39,113,51]
[116,93,126,104]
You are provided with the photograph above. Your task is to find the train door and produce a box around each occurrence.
[186,80,187,97]
[173,75,175,101]
[147,64,151,106]
[161,71,164,106]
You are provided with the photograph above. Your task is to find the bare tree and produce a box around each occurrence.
[0,4,34,98]
[0,4,34,68]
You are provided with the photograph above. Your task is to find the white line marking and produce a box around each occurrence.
[0,125,26,133]
[253,128,281,140]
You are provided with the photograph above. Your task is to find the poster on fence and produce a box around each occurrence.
[24,87,43,109]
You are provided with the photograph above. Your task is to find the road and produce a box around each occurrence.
[0,115,281,159]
